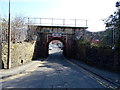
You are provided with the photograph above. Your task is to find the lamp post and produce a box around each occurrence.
[116,1,120,48]
[7,0,11,69]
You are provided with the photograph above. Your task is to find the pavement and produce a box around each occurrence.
[0,58,46,80]
[69,59,120,87]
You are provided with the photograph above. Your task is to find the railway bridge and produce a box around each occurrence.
[27,18,88,59]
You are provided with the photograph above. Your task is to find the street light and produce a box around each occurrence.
[115,1,120,48]
[111,1,120,49]
[7,0,11,69]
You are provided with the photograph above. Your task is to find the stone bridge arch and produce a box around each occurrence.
[32,33,72,59]
[47,37,66,55]
[29,25,88,60]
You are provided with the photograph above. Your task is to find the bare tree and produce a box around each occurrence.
[11,15,27,43]
[1,13,37,43]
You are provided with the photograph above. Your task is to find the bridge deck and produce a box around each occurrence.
[29,25,88,30]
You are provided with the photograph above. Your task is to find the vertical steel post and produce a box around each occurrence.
[113,28,115,47]
[114,1,120,47]
[63,19,65,26]
[118,4,120,47]
[47,34,48,42]
[118,6,120,40]
[40,18,41,26]
[52,18,53,26]
[28,17,29,25]
[86,20,88,27]
[7,0,11,69]
[75,19,76,27]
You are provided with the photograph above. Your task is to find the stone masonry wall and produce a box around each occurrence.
[1,41,36,69]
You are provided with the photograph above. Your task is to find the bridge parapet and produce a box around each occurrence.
[26,18,88,28]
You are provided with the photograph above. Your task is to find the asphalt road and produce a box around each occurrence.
[1,48,116,88]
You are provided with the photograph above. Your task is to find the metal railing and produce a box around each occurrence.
[26,17,88,27]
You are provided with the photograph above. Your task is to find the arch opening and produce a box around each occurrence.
[47,38,66,56]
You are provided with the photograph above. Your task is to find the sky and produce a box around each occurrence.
[0,0,118,32]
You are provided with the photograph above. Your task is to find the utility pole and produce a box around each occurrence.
[7,0,11,69]
[116,1,120,48]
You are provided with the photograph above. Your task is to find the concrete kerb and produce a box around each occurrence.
[0,70,1,87]
[0,58,46,81]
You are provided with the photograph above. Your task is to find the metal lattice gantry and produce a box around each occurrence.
[25,17,88,27]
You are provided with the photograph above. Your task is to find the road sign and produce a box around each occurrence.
[52,33,62,37]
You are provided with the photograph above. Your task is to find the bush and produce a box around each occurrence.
[91,43,100,48]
